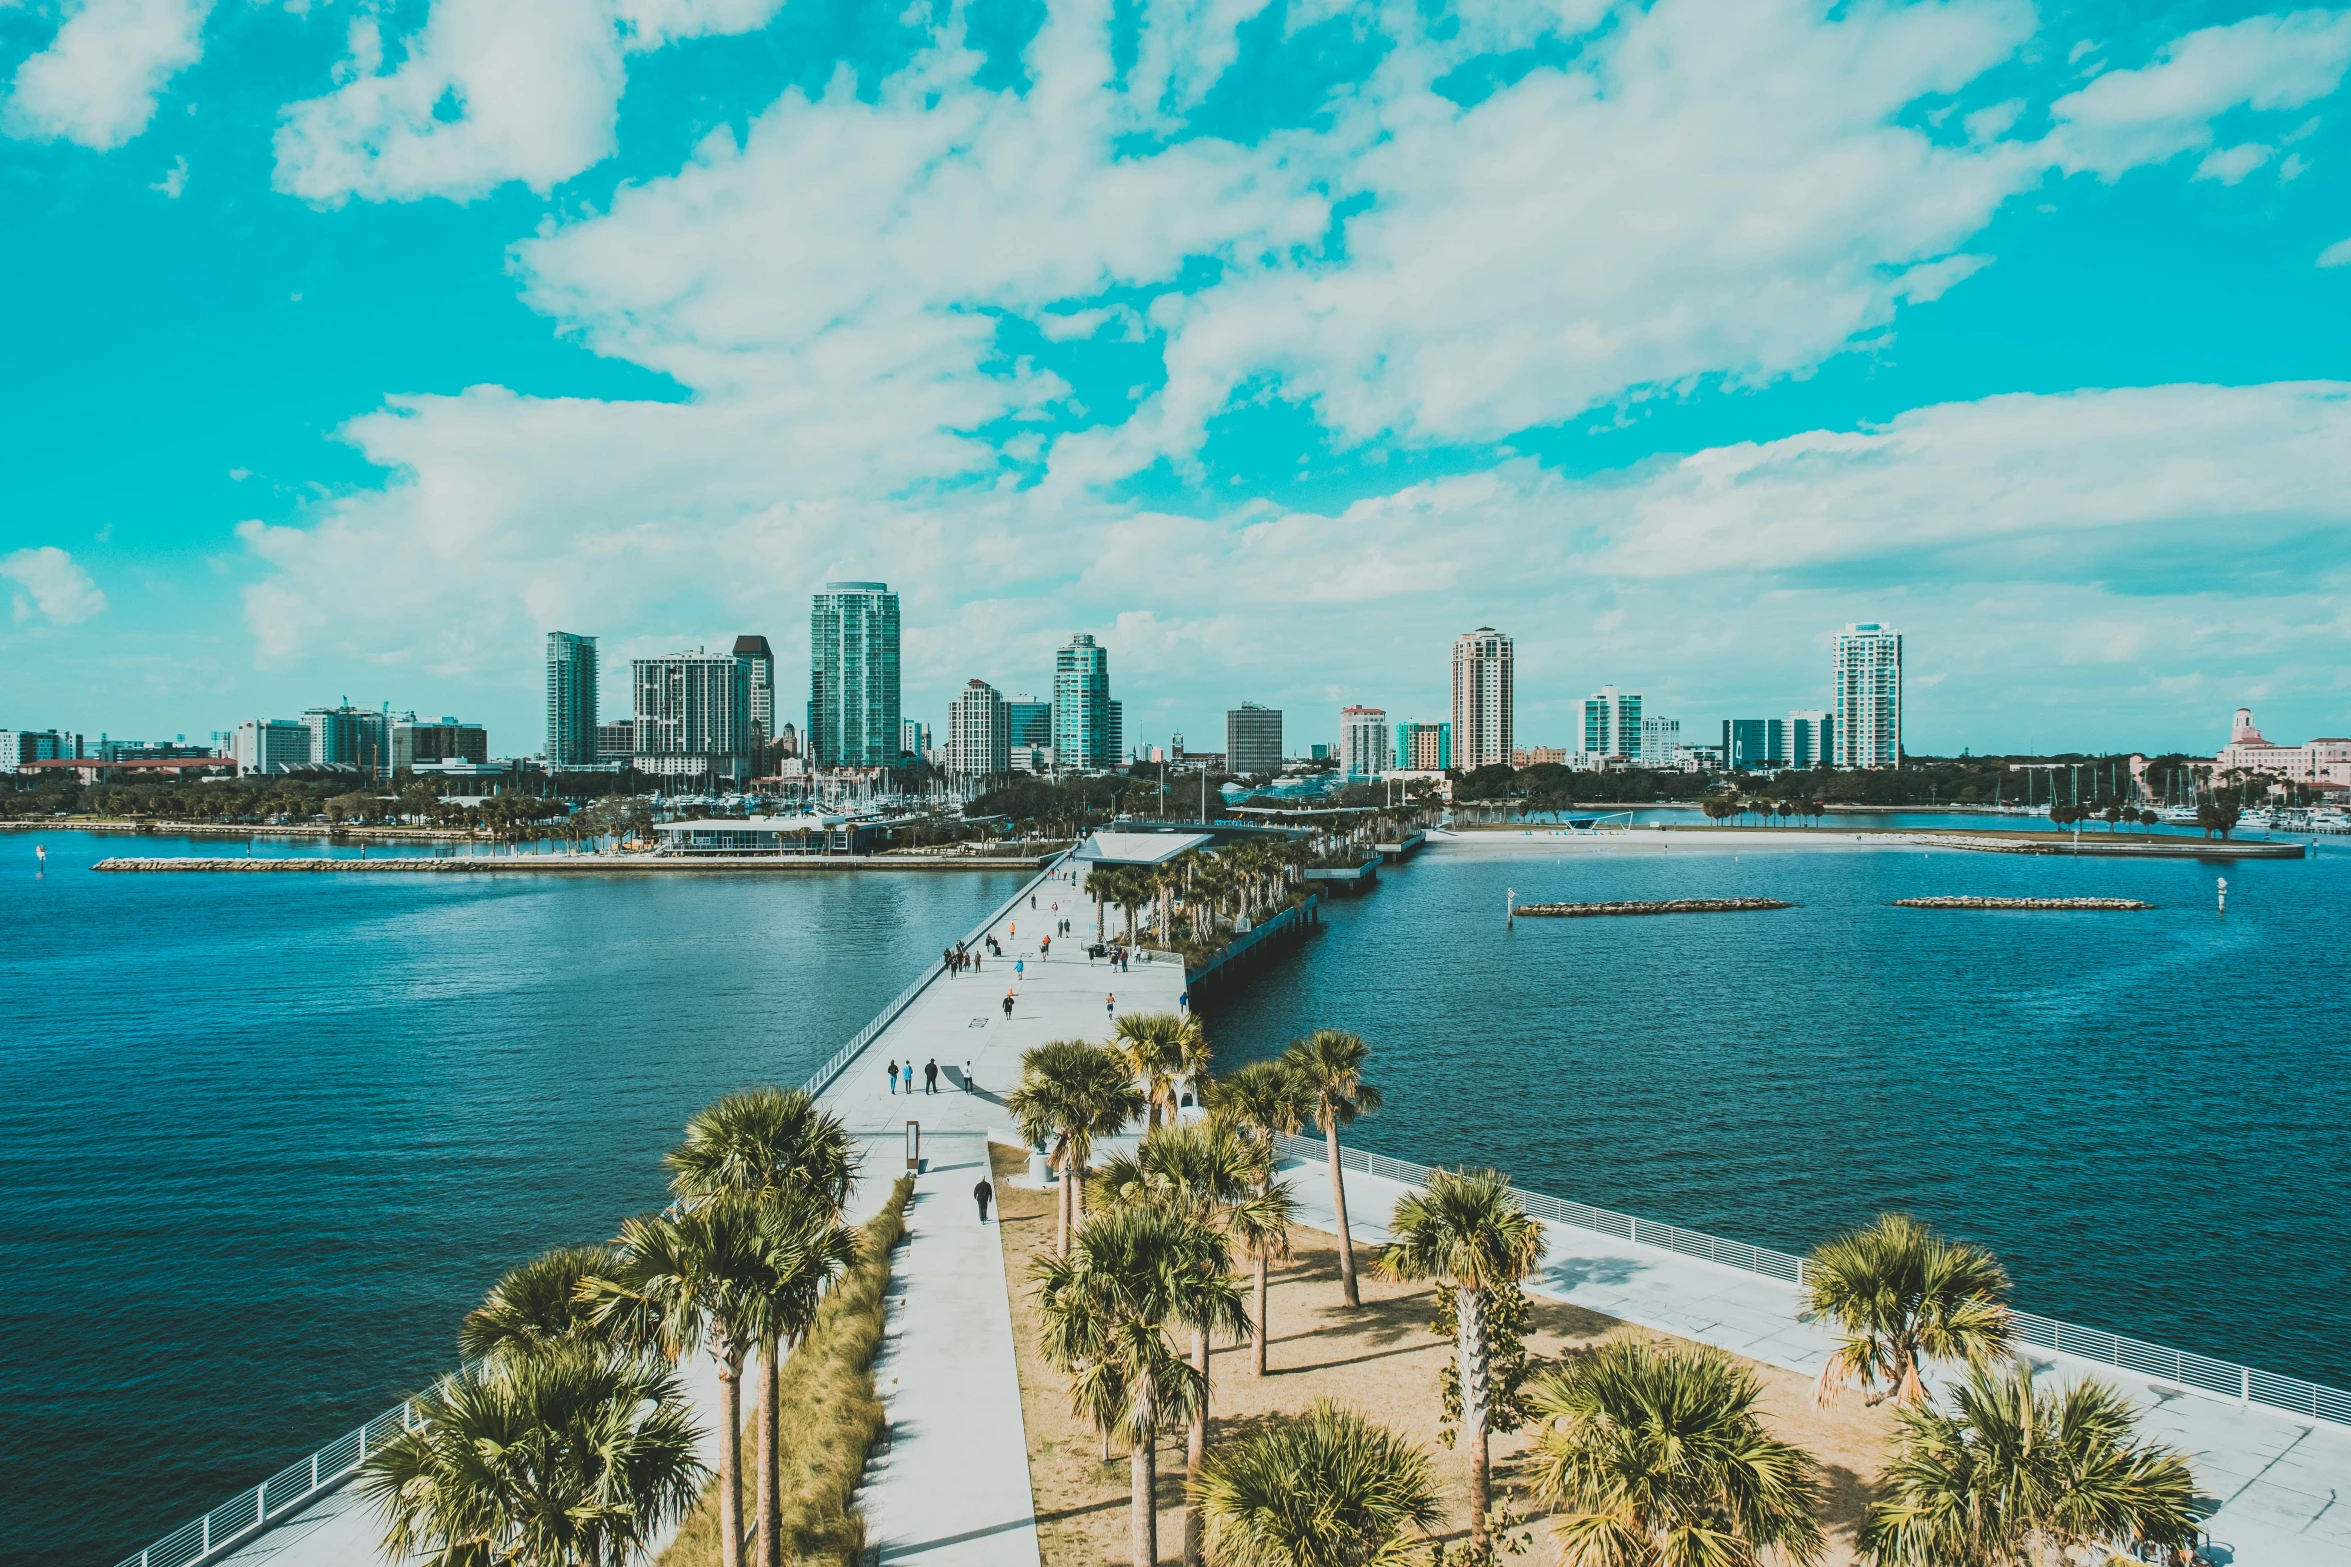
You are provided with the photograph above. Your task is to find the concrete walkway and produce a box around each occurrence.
[1278,1152,2351,1567]
[215,858,1181,1567]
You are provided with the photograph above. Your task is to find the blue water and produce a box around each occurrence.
[1206,839,2351,1393]
[0,833,1018,1567]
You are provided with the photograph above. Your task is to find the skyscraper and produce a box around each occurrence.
[947,679,1009,778]
[1052,633,1115,771]
[1340,706,1387,779]
[1579,685,1642,762]
[1226,703,1284,776]
[1451,628,1513,770]
[733,635,775,757]
[547,631,598,768]
[1395,721,1451,771]
[808,582,902,769]
[1833,623,1903,769]
[633,650,754,783]
[302,704,392,779]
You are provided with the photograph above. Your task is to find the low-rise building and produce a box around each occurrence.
[1395,720,1451,772]
[232,719,314,776]
[654,815,888,855]
[2214,707,2351,788]
[1513,746,1569,768]
[393,717,489,771]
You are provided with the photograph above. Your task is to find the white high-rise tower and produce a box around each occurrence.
[1450,628,1513,771]
[1833,623,1903,769]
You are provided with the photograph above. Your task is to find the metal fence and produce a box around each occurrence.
[109,855,1072,1567]
[1273,1132,2350,1428]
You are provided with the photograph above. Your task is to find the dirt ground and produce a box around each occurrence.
[989,1146,1894,1566]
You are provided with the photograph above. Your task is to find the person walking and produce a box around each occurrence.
[924,1058,940,1094]
[963,1058,976,1094]
[887,1060,900,1095]
[1002,991,1015,1021]
[1105,992,1116,1021]
[973,1177,993,1222]
[1015,957,1025,981]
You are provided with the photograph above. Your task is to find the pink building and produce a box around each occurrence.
[2213,707,2351,789]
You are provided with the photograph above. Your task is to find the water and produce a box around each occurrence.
[0,832,1019,1567]
[1205,837,2351,1392]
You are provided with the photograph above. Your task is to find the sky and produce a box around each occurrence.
[4,0,2351,760]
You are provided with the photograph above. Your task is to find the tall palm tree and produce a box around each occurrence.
[664,1090,860,1567]
[1008,1039,1146,1255]
[458,1245,614,1364]
[1098,1122,1281,1567]
[1033,1206,1216,1567]
[1193,1400,1440,1567]
[1281,1029,1384,1308]
[1377,1167,1547,1553]
[1528,1337,1825,1567]
[1208,1059,1315,1376]
[361,1341,707,1567]
[1862,1361,2197,1567]
[1113,1012,1188,1128]
[1804,1213,2012,1407]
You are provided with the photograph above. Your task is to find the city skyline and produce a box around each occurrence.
[6,5,2351,756]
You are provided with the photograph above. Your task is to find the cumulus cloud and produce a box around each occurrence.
[2319,236,2351,266]
[2,546,108,625]
[4,0,210,150]
[2049,10,2351,177]
[272,0,788,204]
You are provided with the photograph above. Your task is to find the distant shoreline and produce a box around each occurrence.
[1426,827,2305,861]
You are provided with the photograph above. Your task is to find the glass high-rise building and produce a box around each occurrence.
[1340,706,1387,779]
[1579,684,1642,761]
[1833,623,1902,769]
[733,635,775,758]
[808,583,902,768]
[1226,702,1284,777]
[1450,628,1513,771]
[546,631,599,768]
[633,651,754,783]
[1787,709,1835,769]
[1052,634,1115,771]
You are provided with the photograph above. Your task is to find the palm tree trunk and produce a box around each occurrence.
[1184,1328,1208,1567]
[1326,1117,1360,1308]
[756,1331,781,1567]
[1251,1249,1270,1375]
[716,1348,746,1567]
[1460,1287,1491,1551]
[1131,1384,1158,1567]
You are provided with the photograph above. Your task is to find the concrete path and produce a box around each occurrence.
[1278,1152,2351,1567]
[212,858,1183,1567]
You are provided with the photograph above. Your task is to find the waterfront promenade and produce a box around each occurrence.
[204,857,1180,1567]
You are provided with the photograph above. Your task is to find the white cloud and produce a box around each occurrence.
[2049,10,2351,177]
[2194,142,2274,182]
[2,546,108,625]
[272,0,786,204]
[4,0,210,151]
[2320,236,2351,267]
[151,152,187,195]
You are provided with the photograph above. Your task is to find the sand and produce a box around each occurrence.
[989,1146,1896,1566]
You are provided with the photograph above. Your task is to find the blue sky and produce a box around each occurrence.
[5,0,2350,760]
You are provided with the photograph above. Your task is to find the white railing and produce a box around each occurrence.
[108,855,1070,1567]
[1274,1132,2351,1429]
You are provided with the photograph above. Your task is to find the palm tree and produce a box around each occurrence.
[1193,1400,1440,1567]
[1804,1212,2012,1407]
[1280,1029,1384,1308]
[1209,1059,1315,1376]
[361,1341,707,1567]
[1528,1337,1825,1567]
[458,1245,614,1364]
[664,1090,860,1567]
[1008,1039,1146,1255]
[1098,1122,1281,1567]
[1862,1360,2197,1567]
[1376,1167,1547,1553]
[1114,1012,1188,1128]
[1033,1206,1217,1567]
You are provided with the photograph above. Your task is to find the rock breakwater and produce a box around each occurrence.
[1512,897,1794,918]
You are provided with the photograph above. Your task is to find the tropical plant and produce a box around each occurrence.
[1208,1059,1316,1376]
[1032,1206,1218,1567]
[1528,1337,1825,1567]
[1281,1029,1384,1308]
[1193,1400,1441,1567]
[361,1341,707,1567]
[1861,1361,2198,1567]
[1098,1121,1285,1566]
[1114,1012,1191,1128]
[1377,1168,1548,1552]
[458,1245,615,1364]
[662,1091,862,1567]
[1008,1038,1147,1255]
[1803,1213,2011,1407]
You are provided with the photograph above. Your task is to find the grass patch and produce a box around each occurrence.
[660,1176,914,1567]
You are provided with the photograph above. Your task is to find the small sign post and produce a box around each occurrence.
[905,1120,921,1174]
